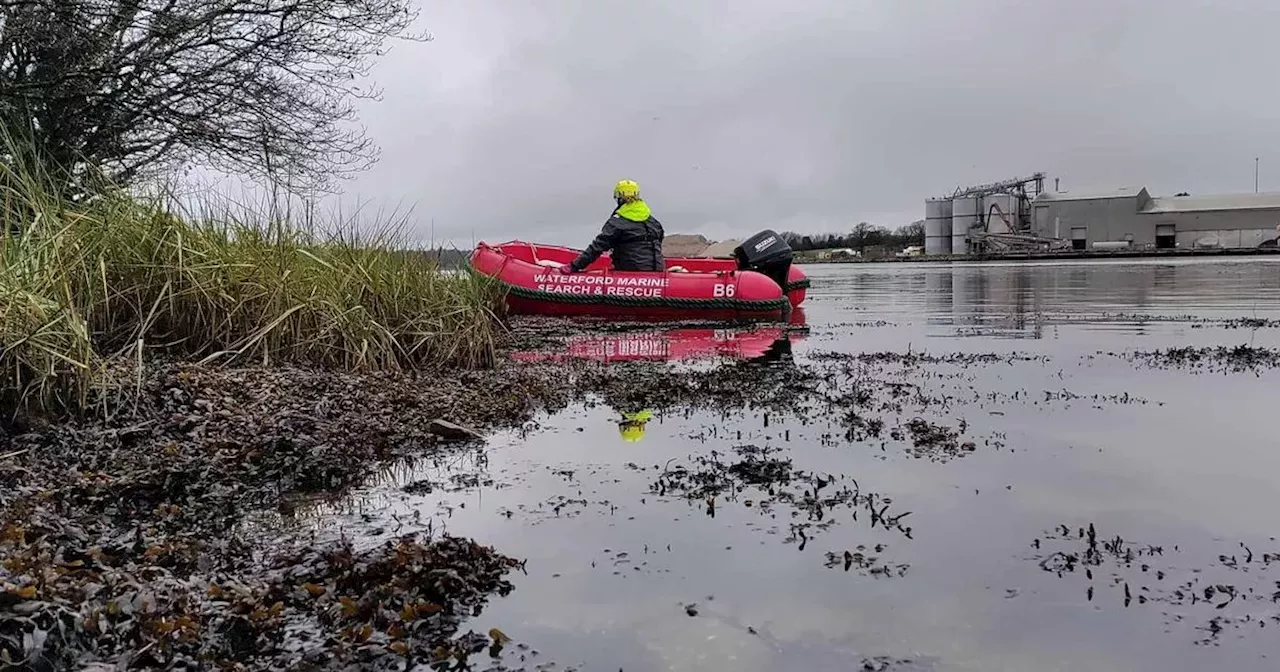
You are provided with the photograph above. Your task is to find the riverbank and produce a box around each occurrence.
[0,360,548,669]
[0,324,829,670]
[0,168,503,419]
[0,291,823,670]
[0,156,523,668]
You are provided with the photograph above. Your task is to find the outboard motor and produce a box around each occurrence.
[733,229,793,292]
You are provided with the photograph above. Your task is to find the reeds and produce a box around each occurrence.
[1,135,503,418]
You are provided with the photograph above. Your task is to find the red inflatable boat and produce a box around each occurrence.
[467,233,808,321]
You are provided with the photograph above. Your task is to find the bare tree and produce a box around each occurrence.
[849,221,879,250]
[0,0,427,191]
[896,220,925,245]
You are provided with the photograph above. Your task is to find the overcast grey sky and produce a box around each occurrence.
[339,0,1278,247]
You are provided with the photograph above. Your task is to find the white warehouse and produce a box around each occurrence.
[1029,188,1280,251]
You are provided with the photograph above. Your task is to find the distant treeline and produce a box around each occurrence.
[416,221,927,267]
[418,248,471,269]
[781,221,925,252]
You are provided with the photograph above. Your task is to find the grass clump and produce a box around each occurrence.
[0,146,503,419]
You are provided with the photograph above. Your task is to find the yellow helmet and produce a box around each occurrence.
[613,179,641,202]
[619,421,646,442]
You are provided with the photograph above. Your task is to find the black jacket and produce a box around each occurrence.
[570,202,665,272]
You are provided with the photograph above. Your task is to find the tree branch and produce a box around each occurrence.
[0,0,428,193]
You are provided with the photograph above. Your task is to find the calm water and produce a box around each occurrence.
[250,258,1280,671]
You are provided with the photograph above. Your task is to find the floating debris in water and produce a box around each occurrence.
[823,545,909,578]
[1026,522,1280,645]
[642,444,914,551]
[812,351,1050,366]
[1114,345,1280,374]
[896,418,974,463]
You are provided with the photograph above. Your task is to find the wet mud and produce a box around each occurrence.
[0,363,575,669]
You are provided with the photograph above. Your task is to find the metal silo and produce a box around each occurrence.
[924,198,953,255]
[951,196,980,255]
[981,194,1017,234]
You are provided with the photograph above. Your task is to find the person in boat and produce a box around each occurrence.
[559,179,665,273]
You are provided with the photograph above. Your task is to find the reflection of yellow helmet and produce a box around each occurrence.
[613,179,641,202]
[617,409,654,442]
[619,422,646,442]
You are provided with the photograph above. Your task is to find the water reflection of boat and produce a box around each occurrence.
[511,309,808,364]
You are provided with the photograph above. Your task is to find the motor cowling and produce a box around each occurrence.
[733,229,793,293]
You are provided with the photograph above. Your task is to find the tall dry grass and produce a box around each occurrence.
[0,136,503,418]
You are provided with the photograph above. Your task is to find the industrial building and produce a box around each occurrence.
[923,173,1280,255]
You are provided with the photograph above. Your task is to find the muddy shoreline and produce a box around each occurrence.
[0,319,995,669]
[4,315,1280,669]
[0,324,831,669]
[1,360,574,670]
